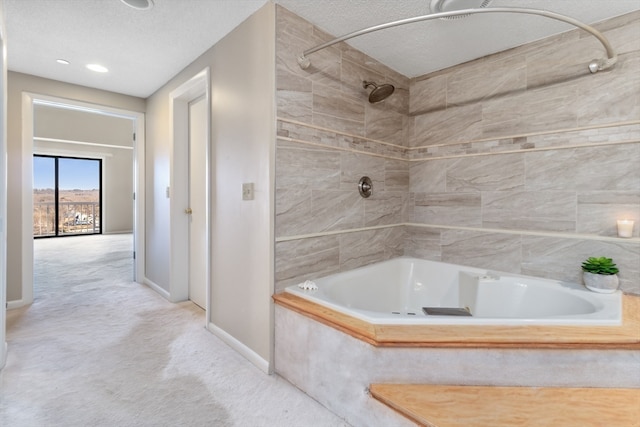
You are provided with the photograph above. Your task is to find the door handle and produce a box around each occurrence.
[185,208,193,214]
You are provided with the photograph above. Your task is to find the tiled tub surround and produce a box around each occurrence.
[276,119,640,294]
[275,7,640,295]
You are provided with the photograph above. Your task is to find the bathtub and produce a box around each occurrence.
[284,257,622,326]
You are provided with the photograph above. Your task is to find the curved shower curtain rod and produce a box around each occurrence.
[297,7,617,74]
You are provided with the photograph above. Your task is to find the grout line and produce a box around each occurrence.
[275,222,640,243]
[275,224,404,242]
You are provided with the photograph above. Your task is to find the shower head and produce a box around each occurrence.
[362,81,395,103]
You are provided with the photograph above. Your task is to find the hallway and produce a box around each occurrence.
[1,234,349,426]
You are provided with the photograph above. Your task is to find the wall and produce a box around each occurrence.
[6,71,144,301]
[406,11,640,294]
[34,105,134,234]
[275,8,640,295]
[145,2,275,369]
[275,5,410,291]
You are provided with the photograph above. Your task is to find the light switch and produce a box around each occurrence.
[166,186,170,198]
[242,183,254,200]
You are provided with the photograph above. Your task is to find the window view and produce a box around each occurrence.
[33,155,102,237]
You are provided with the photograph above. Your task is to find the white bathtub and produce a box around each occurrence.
[285,257,622,325]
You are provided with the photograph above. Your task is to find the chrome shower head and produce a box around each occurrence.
[362,81,395,103]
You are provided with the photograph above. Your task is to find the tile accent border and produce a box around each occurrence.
[278,118,640,162]
[408,122,640,161]
[277,118,408,160]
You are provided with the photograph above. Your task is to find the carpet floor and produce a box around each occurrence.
[0,234,351,427]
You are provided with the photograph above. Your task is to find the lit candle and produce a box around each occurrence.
[617,219,634,238]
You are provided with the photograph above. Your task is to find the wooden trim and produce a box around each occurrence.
[370,384,640,427]
[273,292,640,349]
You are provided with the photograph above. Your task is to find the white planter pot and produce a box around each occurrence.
[583,271,619,293]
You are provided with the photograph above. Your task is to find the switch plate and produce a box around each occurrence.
[242,183,254,200]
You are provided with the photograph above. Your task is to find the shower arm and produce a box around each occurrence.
[297,7,617,74]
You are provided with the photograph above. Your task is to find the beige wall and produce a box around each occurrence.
[6,71,144,301]
[145,2,275,368]
[34,106,134,147]
[274,8,639,294]
[34,105,135,234]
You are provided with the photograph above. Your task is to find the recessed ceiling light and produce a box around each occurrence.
[56,59,70,65]
[120,0,154,10]
[86,64,109,73]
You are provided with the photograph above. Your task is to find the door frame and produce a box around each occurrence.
[20,93,146,306]
[1,5,8,369]
[169,68,210,319]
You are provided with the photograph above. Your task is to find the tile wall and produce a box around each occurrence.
[275,6,640,294]
[275,5,410,291]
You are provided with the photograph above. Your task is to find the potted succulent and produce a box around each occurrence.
[581,257,619,293]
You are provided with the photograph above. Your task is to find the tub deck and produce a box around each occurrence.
[273,292,640,348]
[370,384,640,427]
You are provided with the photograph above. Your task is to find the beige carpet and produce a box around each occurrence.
[1,234,350,427]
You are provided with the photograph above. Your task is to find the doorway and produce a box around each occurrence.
[33,155,102,237]
[169,68,210,317]
[19,93,145,307]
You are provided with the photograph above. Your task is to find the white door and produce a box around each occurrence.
[188,96,207,309]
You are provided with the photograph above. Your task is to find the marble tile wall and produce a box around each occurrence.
[275,138,409,238]
[275,6,640,295]
[275,5,410,291]
[409,11,640,146]
[406,12,640,294]
[275,227,405,292]
[276,6,410,145]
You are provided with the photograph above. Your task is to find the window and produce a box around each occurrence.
[33,155,102,237]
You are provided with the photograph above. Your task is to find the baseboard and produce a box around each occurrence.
[208,322,271,374]
[6,299,27,309]
[143,277,171,300]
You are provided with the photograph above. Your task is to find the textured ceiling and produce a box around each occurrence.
[3,0,268,98]
[4,0,639,98]
[277,0,640,78]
